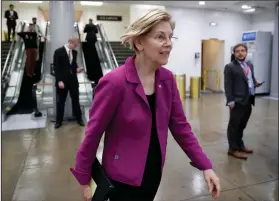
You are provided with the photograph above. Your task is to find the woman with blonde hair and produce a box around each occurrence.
[71,9,221,201]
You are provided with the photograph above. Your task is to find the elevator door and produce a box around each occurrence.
[202,39,225,92]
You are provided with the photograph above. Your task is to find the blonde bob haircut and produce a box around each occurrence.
[120,9,175,50]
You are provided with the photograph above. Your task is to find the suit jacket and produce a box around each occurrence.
[224,60,257,106]
[70,55,212,186]
[5,10,18,26]
[53,46,78,87]
[83,23,98,42]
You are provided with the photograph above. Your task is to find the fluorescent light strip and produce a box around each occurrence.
[19,1,43,3]
[209,22,217,26]
[243,8,256,13]
[80,1,103,6]
[199,1,205,5]
[242,5,252,9]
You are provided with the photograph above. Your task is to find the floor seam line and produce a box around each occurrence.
[10,129,40,201]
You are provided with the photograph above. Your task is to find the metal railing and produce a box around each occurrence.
[99,24,118,68]
[96,24,117,70]
[76,24,87,75]
[1,26,27,120]
[2,22,24,79]
[32,22,50,117]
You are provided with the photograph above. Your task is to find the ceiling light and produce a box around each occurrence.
[209,22,218,26]
[19,1,42,3]
[199,1,205,5]
[241,5,252,9]
[80,1,103,6]
[243,8,256,13]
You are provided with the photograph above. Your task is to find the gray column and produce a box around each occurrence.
[270,5,278,98]
[49,1,75,119]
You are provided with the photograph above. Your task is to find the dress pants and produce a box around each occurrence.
[56,82,82,123]
[227,97,253,151]
[25,48,38,77]
[7,24,16,41]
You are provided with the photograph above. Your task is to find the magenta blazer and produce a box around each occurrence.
[70,56,212,186]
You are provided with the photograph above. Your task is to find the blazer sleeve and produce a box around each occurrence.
[15,11,18,20]
[72,50,78,69]
[4,11,9,19]
[83,25,88,33]
[168,75,213,171]
[17,32,25,38]
[53,49,63,82]
[224,64,234,104]
[94,25,98,34]
[70,77,122,185]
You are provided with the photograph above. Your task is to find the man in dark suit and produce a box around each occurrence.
[17,24,38,77]
[53,36,85,129]
[4,4,19,41]
[224,43,263,159]
[83,18,98,43]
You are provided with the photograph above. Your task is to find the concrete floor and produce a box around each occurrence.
[2,94,278,201]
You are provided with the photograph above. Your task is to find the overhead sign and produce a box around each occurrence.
[96,15,122,21]
[242,32,257,41]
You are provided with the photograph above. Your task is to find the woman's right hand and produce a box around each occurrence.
[80,185,92,201]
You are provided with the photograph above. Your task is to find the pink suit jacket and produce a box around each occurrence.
[70,56,212,186]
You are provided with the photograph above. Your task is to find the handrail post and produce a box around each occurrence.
[32,83,42,117]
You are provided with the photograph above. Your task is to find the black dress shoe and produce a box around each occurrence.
[54,122,62,129]
[77,119,85,126]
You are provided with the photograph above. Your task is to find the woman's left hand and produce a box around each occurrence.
[203,169,221,199]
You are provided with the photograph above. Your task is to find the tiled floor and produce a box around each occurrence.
[2,94,278,201]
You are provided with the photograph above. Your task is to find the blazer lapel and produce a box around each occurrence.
[125,56,149,106]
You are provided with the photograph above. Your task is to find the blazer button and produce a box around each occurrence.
[158,85,162,88]
[114,154,119,160]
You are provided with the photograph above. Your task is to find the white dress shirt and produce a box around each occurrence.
[64,44,72,63]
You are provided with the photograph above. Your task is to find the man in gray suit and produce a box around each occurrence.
[224,43,263,159]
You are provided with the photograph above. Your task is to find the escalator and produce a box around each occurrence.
[76,24,103,85]
[1,22,24,73]
[1,22,26,103]
[2,24,49,119]
[75,23,119,106]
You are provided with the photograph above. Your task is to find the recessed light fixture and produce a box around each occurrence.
[209,22,218,26]
[241,5,252,9]
[243,8,256,13]
[80,1,103,6]
[199,1,205,5]
[19,1,43,3]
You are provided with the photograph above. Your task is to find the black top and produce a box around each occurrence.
[142,93,162,182]
[17,32,37,48]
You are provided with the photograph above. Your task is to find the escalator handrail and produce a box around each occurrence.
[96,24,115,70]
[99,24,118,68]
[76,24,87,74]
[5,22,26,79]
[39,22,49,79]
[1,24,27,107]
[2,21,24,78]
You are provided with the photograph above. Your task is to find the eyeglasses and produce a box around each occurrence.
[151,33,178,44]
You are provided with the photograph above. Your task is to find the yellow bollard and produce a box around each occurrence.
[202,69,207,91]
[174,74,186,100]
[190,77,201,99]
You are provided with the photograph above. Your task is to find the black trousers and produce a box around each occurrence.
[227,99,252,151]
[7,24,16,41]
[56,83,82,123]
